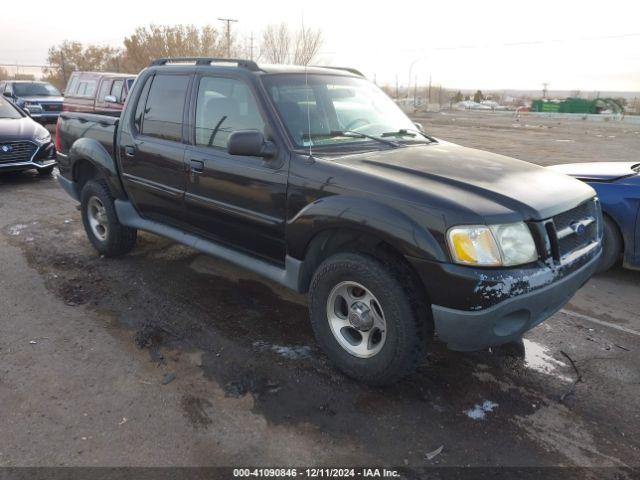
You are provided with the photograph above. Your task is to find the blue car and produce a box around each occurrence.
[549,162,640,272]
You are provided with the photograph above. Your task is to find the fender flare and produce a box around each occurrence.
[68,137,127,199]
[287,195,446,262]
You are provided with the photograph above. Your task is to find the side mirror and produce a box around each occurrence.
[104,95,117,103]
[227,130,276,158]
[2,91,13,98]
[414,122,425,132]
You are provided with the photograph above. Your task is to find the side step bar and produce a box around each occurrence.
[114,200,303,292]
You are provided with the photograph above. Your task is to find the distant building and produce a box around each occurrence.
[531,97,624,114]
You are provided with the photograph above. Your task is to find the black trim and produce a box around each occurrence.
[121,173,184,199]
[184,192,280,226]
[114,199,302,291]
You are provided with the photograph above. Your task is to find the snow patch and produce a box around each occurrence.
[7,224,29,236]
[523,339,572,382]
[464,400,499,420]
[253,340,312,360]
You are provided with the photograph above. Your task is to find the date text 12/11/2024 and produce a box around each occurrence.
[232,468,401,478]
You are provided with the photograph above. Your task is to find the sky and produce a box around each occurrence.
[1,0,639,92]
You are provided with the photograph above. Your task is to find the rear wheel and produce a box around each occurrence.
[597,216,622,273]
[309,252,430,385]
[80,180,137,257]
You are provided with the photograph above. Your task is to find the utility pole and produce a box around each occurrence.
[413,75,417,107]
[60,51,67,85]
[542,82,549,99]
[218,18,238,58]
[249,31,255,61]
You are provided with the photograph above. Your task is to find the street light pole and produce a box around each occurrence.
[218,18,239,58]
[408,58,420,102]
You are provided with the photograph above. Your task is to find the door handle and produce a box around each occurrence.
[124,145,136,157]
[190,159,204,173]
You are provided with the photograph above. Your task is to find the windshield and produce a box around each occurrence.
[0,97,23,119]
[263,74,425,148]
[13,82,61,97]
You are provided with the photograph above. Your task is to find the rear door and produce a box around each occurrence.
[94,78,112,113]
[183,74,288,263]
[119,72,192,225]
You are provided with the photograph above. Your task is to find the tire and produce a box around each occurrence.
[80,180,137,257]
[37,166,55,176]
[597,216,622,273]
[308,252,430,385]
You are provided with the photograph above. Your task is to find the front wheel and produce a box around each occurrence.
[597,216,622,273]
[309,252,430,385]
[80,180,137,257]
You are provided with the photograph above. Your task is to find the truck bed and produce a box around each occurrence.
[57,112,119,158]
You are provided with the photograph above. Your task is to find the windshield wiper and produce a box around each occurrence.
[381,128,437,143]
[330,130,400,147]
[302,130,399,147]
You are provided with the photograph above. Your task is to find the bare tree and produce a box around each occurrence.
[293,26,322,65]
[260,23,322,65]
[0,67,9,81]
[261,23,290,64]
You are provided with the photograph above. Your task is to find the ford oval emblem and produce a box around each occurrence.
[1,144,12,153]
[571,222,586,236]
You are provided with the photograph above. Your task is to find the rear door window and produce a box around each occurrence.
[65,76,78,96]
[141,74,190,142]
[76,80,97,98]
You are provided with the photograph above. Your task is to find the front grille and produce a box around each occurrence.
[41,103,62,112]
[550,199,600,261]
[0,141,38,164]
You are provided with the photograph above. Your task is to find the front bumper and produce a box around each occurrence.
[0,159,56,173]
[0,142,57,172]
[409,244,601,351]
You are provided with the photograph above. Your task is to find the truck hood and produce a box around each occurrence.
[328,141,596,222]
[21,96,64,104]
[547,162,639,182]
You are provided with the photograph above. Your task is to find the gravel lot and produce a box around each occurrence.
[1,113,638,476]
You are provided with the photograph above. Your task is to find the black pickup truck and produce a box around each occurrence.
[55,58,602,384]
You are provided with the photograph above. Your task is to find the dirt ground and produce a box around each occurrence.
[0,113,639,476]
[414,110,640,166]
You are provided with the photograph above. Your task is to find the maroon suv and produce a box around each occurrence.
[63,72,136,116]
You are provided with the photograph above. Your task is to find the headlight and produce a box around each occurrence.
[24,102,43,113]
[447,222,537,267]
[35,131,51,144]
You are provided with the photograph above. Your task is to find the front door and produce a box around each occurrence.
[119,73,192,225]
[184,75,288,264]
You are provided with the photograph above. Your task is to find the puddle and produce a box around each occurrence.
[464,400,498,420]
[523,339,572,382]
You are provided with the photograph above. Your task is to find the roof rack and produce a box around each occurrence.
[311,65,364,77]
[149,57,260,71]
